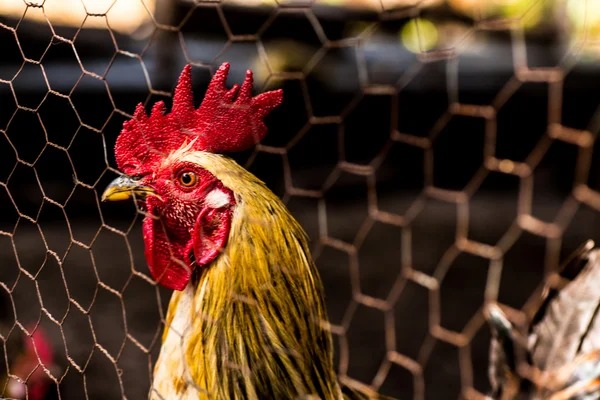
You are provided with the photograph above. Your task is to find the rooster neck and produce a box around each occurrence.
[152,282,198,399]
[151,151,342,400]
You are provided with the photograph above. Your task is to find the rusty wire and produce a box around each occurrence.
[1,0,600,399]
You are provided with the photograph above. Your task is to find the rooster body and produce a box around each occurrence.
[101,64,382,399]
[486,240,600,399]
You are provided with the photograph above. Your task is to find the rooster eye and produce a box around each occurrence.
[178,171,198,187]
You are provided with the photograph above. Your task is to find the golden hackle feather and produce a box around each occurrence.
[152,149,343,400]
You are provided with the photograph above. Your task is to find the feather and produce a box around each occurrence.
[486,304,516,396]
[487,241,600,399]
[151,151,343,400]
[529,249,600,371]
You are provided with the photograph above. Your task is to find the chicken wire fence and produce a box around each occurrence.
[2,0,600,399]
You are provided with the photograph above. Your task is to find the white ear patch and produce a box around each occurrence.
[205,189,230,209]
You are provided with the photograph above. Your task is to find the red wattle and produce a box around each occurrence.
[142,210,193,291]
[142,190,234,291]
[193,205,233,266]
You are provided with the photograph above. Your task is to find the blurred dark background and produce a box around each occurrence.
[2,0,600,399]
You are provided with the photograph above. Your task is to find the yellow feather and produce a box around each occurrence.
[153,150,342,400]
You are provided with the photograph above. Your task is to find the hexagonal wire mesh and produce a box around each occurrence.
[3,0,600,399]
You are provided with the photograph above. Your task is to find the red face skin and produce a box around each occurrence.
[136,161,235,291]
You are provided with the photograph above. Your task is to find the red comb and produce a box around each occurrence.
[115,63,283,176]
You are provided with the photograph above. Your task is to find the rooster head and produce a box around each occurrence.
[101,63,283,291]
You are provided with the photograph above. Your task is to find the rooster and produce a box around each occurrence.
[102,63,387,400]
[486,240,600,399]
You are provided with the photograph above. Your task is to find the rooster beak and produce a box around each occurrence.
[101,175,156,202]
